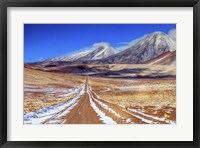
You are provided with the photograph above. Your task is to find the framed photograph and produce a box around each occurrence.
[0,0,199,147]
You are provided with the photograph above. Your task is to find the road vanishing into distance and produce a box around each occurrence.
[39,77,167,124]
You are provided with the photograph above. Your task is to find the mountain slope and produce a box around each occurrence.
[78,43,117,61]
[46,50,92,62]
[144,51,176,65]
[101,32,176,64]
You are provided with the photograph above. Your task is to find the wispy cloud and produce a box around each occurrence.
[92,42,110,47]
[168,28,176,42]
[38,57,45,61]
[115,36,144,51]
[69,42,110,55]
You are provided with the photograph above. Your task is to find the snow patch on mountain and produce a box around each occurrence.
[47,50,92,62]
[79,42,117,61]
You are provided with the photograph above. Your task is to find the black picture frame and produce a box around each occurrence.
[0,0,199,147]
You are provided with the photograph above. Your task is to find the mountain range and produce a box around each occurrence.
[34,31,176,68]
[35,32,176,67]
[25,31,176,79]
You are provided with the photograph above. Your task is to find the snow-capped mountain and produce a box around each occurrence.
[30,31,176,68]
[78,43,117,61]
[46,50,92,62]
[101,32,176,64]
[45,43,117,63]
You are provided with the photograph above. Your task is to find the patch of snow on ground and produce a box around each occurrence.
[169,121,176,124]
[119,105,125,108]
[57,100,80,118]
[87,88,117,124]
[128,108,165,122]
[24,85,85,124]
[89,87,136,124]
[123,109,156,124]
[88,86,121,118]
[59,88,79,97]
[45,100,81,124]
[116,84,175,91]
[100,88,111,92]
[93,97,121,118]
[61,119,67,124]
[92,90,112,104]
[126,118,132,123]
[47,120,63,124]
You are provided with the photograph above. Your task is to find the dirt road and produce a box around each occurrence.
[38,77,169,124]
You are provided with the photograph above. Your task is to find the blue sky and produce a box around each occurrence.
[24,24,176,63]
